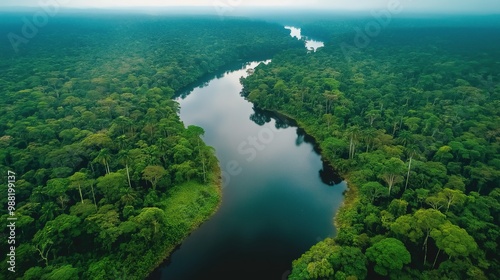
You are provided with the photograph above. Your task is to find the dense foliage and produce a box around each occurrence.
[0,15,302,279]
[242,24,500,279]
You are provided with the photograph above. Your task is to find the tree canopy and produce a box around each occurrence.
[0,15,303,279]
[243,21,500,279]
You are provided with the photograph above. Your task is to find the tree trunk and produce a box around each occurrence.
[90,182,98,210]
[423,231,429,266]
[446,199,452,213]
[126,164,132,189]
[36,244,51,267]
[202,157,207,184]
[349,136,356,159]
[78,184,84,204]
[433,248,441,268]
[405,156,412,190]
[432,129,438,137]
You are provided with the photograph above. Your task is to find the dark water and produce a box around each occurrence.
[149,61,346,280]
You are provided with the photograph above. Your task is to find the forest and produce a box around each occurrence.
[0,15,303,279]
[241,22,500,279]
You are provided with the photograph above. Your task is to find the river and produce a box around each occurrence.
[149,30,344,280]
[285,26,325,52]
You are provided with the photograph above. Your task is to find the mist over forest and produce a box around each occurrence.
[0,2,499,280]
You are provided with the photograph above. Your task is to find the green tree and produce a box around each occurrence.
[440,188,466,213]
[365,238,411,276]
[85,206,122,251]
[430,222,478,267]
[360,181,387,203]
[290,238,337,279]
[391,214,424,243]
[45,265,79,280]
[69,172,87,204]
[33,214,82,266]
[346,125,360,159]
[380,157,405,195]
[81,133,113,149]
[329,246,367,279]
[117,150,133,189]
[142,165,167,190]
[93,148,112,174]
[133,207,169,243]
[307,258,334,279]
[414,209,446,265]
[45,178,70,210]
[96,172,127,202]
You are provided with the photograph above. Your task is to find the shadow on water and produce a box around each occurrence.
[149,58,346,280]
[248,106,343,186]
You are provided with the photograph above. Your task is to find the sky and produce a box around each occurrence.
[0,0,499,14]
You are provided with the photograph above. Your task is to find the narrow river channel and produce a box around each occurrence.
[149,29,344,280]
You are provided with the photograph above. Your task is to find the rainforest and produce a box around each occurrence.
[0,4,499,280]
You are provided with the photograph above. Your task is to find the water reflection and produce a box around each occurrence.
[151,60,346,280]
[248,106,343,186]
[249,106,290,129]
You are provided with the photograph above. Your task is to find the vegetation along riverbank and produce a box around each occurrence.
[241,22,500,279]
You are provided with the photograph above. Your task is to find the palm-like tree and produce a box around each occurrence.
[120,187,138,206]
[323,91,339,114]
[117,150,133,189]
[69,172,87,204]
[404,145,420,190]
[94,148,112,174]
[398,130,414,146]
[363,128,378,152]
[116,135,129,150]
[346,125,361,159]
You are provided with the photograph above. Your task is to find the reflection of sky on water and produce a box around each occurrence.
[159,61,346,279]
[285,26,325,52]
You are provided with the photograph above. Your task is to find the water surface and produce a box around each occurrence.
[285,26,325,52]
[150,61,345,280]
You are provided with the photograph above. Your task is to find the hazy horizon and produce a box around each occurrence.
[1,0,500,14]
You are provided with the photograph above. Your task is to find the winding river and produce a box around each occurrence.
[149,29,344,280]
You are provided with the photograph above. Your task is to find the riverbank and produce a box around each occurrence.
[145,163,222,279]
[150,60,345,279]
[214,20,500,280]
[245,106,358,234]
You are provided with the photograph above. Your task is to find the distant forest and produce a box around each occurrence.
[0,12,499,280]
[242,22,500,279]
[0,15,302,279]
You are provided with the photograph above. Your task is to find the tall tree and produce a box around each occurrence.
[414,209,446,265]
[346,125,360,159]
[360,181,387,204]
[69,172,87,204]
[117,150,133,189]
[380,157,405,195]
[440,188,467,213]
[365,238,411,276]
[93,148,112,174]
[430,222,477,267]
[142,165,167,190]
